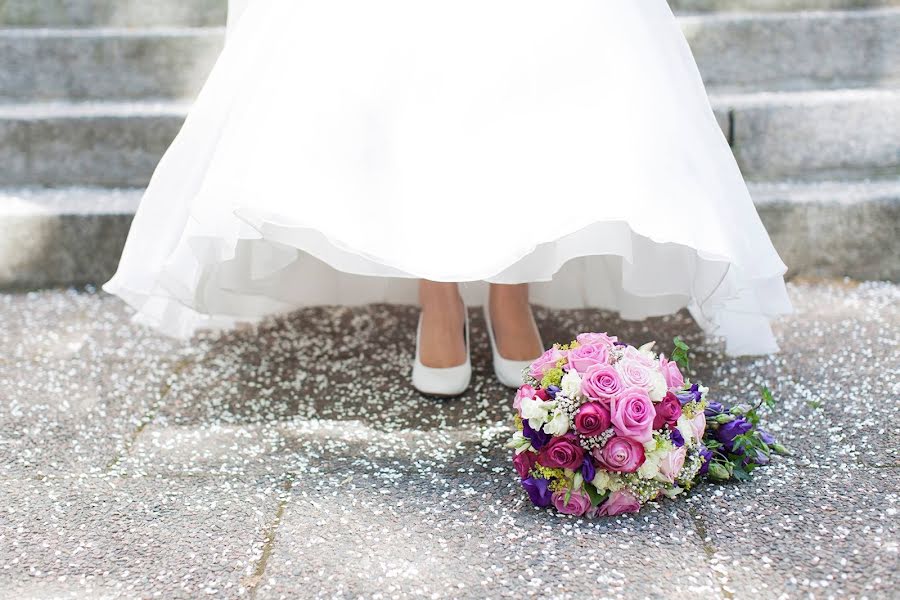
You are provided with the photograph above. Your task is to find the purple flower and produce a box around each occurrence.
[677,383,703,405]
[546,385,560,399]
[716,417,753,451]
[670,428,685,448]
[698,445,713,475]
[703,401,725,416]
[758,429,775,446]
[521,477,553,507]
[743,449,770,467]
[522,419,550,450]
[581,456,596,483]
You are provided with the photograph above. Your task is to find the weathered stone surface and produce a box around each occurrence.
[0,475,280,599]
[721,89,900,180]
[0,0,227,27]
[671,0,900,11]
[0,281,898,597]
[0,29,224,102]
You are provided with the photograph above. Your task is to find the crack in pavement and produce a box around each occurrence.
[104,357,194,472]
[243,473,295,599]
[689,506,735,600]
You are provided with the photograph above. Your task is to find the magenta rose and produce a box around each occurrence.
[597,489,641,517]
[514,384,536,414]
[659,355,684,390]
[529,347,566,380]
[652,391,683,430]
[576,332,618,348]
[610,388,655,443]
[513,451,537,479]
[574,402,611,437]
[537,434,584,470]
[552,489,592,516]
[592,436,646,473]
[566,344,610,374]
[580,364,623,405]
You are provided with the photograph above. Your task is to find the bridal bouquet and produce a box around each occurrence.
[507,333,784,517]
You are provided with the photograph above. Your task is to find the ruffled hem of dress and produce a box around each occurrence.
[103,209,792,357]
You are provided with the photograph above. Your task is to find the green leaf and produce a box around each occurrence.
[732,465,752,481]
[584,482,608,507]
[671,337,691,373]
[761,386,775,410]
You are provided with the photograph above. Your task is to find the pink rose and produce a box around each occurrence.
[597,489,641,517]
[610,388,655,443]
[566,344,610,373]
[580,364,623,405]
[574,402,611,437]
[537,434,584,470]
[514,384,536,414]
[690,413,706,442]
[657,446,687,484]
[615,358,654,390]
[659,355,684,390]
[622,345,655,367]
[576,332,618,348]
[552,489,592,517]
[592,436,646,473]
[529,347,565,380]
[513,451,537,479]
[652,392,683,430]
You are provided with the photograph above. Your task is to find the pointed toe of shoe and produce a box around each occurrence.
[492,355,532,388]
[411,361,472,397]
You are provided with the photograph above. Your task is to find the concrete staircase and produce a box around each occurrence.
[1,0,898,287]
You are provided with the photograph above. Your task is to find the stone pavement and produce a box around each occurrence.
[0,279,897,599]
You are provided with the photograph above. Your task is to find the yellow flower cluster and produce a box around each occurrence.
[540,367,564,388]
[681,399,708,419]
[530,465,568,491]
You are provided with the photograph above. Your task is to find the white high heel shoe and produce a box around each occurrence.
[411,302,472,397]
[484,303,544,388]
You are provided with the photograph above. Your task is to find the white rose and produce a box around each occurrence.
[648,370,668,402]
[591,470,612,492]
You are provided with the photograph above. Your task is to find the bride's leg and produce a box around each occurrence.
[488,283,544,360]
[418,280,467,368]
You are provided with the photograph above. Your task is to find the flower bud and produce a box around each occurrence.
[714,414,735,424]
[772,443,789,455]
[708,462,730,481]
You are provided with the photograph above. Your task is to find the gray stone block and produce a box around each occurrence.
[722,89,900,180]
[0,29,225,102]
[683,9,900,92]
[0,0,227,27]
[670,0,900,11]
[0,187,140,288]
[752,180,900,280]
[0,103,187,187]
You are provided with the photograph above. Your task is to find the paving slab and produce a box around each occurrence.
[0,280,898,597]
[0,474,282,599]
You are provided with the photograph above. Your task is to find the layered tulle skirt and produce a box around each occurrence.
[104,0,792,355]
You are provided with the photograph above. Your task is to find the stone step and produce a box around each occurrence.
[1,89,896,187]
[0,28,225,102]
[712,88,900,181]
[670,0,900,12]
[3,0,900,28]
[1,9,898,101]
[2,180,897,289]
[0,0,226,28]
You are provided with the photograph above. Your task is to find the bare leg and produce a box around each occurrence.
[488,283,544,360]
[418,280,467,368]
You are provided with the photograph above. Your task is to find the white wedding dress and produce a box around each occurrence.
[104,0,792,355]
